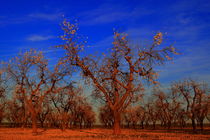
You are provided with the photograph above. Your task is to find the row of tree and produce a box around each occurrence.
[0,50,95,133]
[0,19,209,135]
[99,79,210,131]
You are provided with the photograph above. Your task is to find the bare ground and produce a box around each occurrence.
[0,128,209,140]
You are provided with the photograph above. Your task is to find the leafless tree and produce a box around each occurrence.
[56,19,178,134]
[193,82,209,130]
[75,100,96,129]
[99,105,114,128]
[137,106,147,129]
[50,85,77,130]
[50,85,95,130]
[172,79,209,131]
[153,88,181,129]
[0,71,6,124]
[145,102,159,129]
[5,49,71,133]
[45,111,60,128]
[37,97,51,128]
[82,105,96,128]
[206,97,210,122]
[176,108,188,128]
[123,106,140,128]
[5,97,31,127]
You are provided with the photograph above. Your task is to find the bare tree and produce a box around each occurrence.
[45,111,59,128]
[145,102,159,129]
[75,99,96,129]
[5,49,71,133]
[176,108,188,128]
[56,19,178,134]
[0,71,6,124]
[37,97,51,128]
[172,79,209,131]
[206,96,210,122]
[82,105,96,128]
[193,82,209,130]
[50,86,76,130]
[137,106,147,129]
[153,88,181,129]
[5,97,31,127]
[50,85,95,130]
[99,105,114,128]
[123,106,140,128]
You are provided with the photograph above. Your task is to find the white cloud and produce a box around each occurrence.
[27,35,54,41]
[78,4,153,25]
[28,13,62,21]
[0,12,62,26]
[157,46,210,85]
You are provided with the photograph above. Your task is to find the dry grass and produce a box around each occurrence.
[0,128,209,140]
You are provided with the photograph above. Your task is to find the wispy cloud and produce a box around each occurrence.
[78,4,153,25]
[158,45,210,84]
[92,24,210,85]
[26,35,55,41]
[28,13,62,21]
[0,12,62,26]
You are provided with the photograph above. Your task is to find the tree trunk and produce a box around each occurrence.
[127,122,130,128]
[113,110,121,135]
[191,118,196,132]
[199,120,204,131]
[40,120,44,128]
[167,121,171,130]
[141,121,144,129]
[153,122,156,129]
[32,114,37,134]
[61,121,65,131]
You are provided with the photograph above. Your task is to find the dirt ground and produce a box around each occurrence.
[0,128,209,140]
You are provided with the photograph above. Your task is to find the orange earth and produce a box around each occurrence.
[0,128,210,140]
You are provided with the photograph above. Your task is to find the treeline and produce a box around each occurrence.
[0,20,209,135]
[99,80,210,131]
[1,59,209,132]
[0,50,95,133]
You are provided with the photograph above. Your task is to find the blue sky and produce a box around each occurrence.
[0,0,210,87]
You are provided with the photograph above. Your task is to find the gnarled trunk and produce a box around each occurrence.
[113,110,121,135]
[198,119,204,131]
[191,118,196,132]
[32,113,37,133]
[141,121,144,129]
[153,121,156,129]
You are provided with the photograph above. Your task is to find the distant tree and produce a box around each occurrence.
[176,109,188,128]
[50,85,95,130]
[123,106,140,128]
[50,86,77,130]
[172,79,209,131]
[5,97,31,127]
[153,88,181,129]
[45,111,59,128]
[75,99,96,129]
[37,97,51,128]
[145,102,159,129]
[193,82,209,130]
[99,105,114,128]
[83,108,96,128]
[56,19,178,134]
[137,106,147,129]
[5,49,71,133]
[0,71,6,124]
[206,97,210,122]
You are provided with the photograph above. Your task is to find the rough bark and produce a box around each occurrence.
[113,110,121,135]
[32,114,37,133]
[192,118,196,132]
[141,121,144,129]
